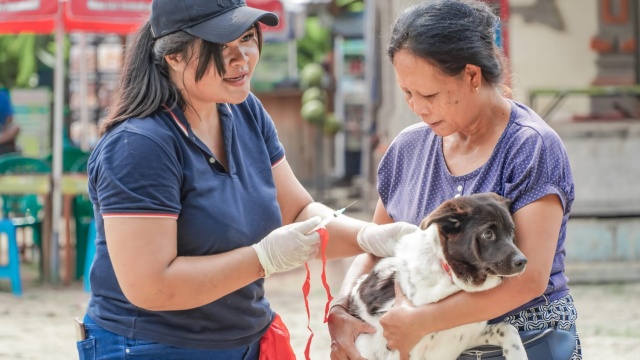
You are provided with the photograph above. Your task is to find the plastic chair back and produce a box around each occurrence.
[70,154,90,174]
[0,155,51,272]
[43,146,90,172]
[0,155,52,173]
[0,156,51,221]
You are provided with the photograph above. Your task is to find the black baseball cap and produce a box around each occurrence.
[150,0,280,43]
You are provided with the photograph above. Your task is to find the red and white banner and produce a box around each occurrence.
[0,0,286,35]
[0,0,58,33]
[65,0,151,33]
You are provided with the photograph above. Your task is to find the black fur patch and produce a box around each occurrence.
[351,271,396,317]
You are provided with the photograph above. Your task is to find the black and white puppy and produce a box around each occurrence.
[347,193,528,360]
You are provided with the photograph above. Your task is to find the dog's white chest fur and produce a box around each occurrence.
[349,225,527,360]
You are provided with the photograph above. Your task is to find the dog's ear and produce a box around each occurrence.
[422,202,464,233]
[435,216,462,234]
[488,192,512,210]
[421,216,453,230]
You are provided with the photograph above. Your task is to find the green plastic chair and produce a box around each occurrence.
[69,154,94,280]
[43,145,90,172]
[0,155,51,269]
[43,147,92,280]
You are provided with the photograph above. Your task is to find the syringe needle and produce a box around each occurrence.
[336,200,358,216]
[309,200,358,233]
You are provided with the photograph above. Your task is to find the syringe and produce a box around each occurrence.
[316,200,357,229]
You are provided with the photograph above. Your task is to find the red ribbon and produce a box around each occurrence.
[302,227,333,360]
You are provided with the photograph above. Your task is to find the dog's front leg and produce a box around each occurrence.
[355,332,401,360]
[467,323,528,360]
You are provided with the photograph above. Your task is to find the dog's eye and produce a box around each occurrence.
[482,229,495,240]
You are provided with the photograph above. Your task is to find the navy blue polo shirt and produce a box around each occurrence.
[85,93,285,349]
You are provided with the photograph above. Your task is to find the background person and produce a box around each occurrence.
[327,0,580,359]
[0,85,20,155]
[76,1,417,359]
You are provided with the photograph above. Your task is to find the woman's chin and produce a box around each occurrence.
[224,91,251,105]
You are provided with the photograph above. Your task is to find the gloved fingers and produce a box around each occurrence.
[396,222,420,236]
[253,216,327,277]
[361,242,390,258]
[292,215,323,234]
[293,246,320,262]
[293,227,322,247]
[289,236,320,253]
[357,222,420,257]
[356,223,377,253]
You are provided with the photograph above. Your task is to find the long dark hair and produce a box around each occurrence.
[387,0,507,88]
[100,22,263,135]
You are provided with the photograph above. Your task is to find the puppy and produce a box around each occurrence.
[347,193,528,360]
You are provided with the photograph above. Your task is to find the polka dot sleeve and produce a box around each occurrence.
[502,128,575,215]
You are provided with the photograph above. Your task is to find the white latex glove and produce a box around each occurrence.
[252,216,323,278]
[357,222,420,257]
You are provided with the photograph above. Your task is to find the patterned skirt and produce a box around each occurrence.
[502,294,582,359]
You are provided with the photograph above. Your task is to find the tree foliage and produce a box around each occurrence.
[0,34,38,88]
[0,34,68,89]
[296,16,331,72]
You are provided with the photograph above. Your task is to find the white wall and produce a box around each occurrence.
[509,0,599,122]
[375,0,421,143]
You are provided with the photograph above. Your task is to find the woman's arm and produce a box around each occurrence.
[105,216,265,311]
[0,115,19,144]
[380,194,563,353]
[105,158,322,311]
[333,199,395,298]
[328,199,395,360]
[272,159,370,258]
[273,160,416,260]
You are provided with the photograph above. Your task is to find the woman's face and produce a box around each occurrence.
[393,49,478,136]
[173,28,260,105]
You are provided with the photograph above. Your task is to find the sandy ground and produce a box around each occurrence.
[1,259,640,360]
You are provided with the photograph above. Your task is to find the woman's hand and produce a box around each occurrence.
[328,303,376,360]
[357,222,419,257]
[380,282,426,359]
[251,217,323,277]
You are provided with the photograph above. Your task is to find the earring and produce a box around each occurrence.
[474,87,479,92]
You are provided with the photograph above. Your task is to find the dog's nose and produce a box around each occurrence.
[512,255,528,270]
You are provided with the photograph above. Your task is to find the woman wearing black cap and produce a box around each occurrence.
[76,1,418,359]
